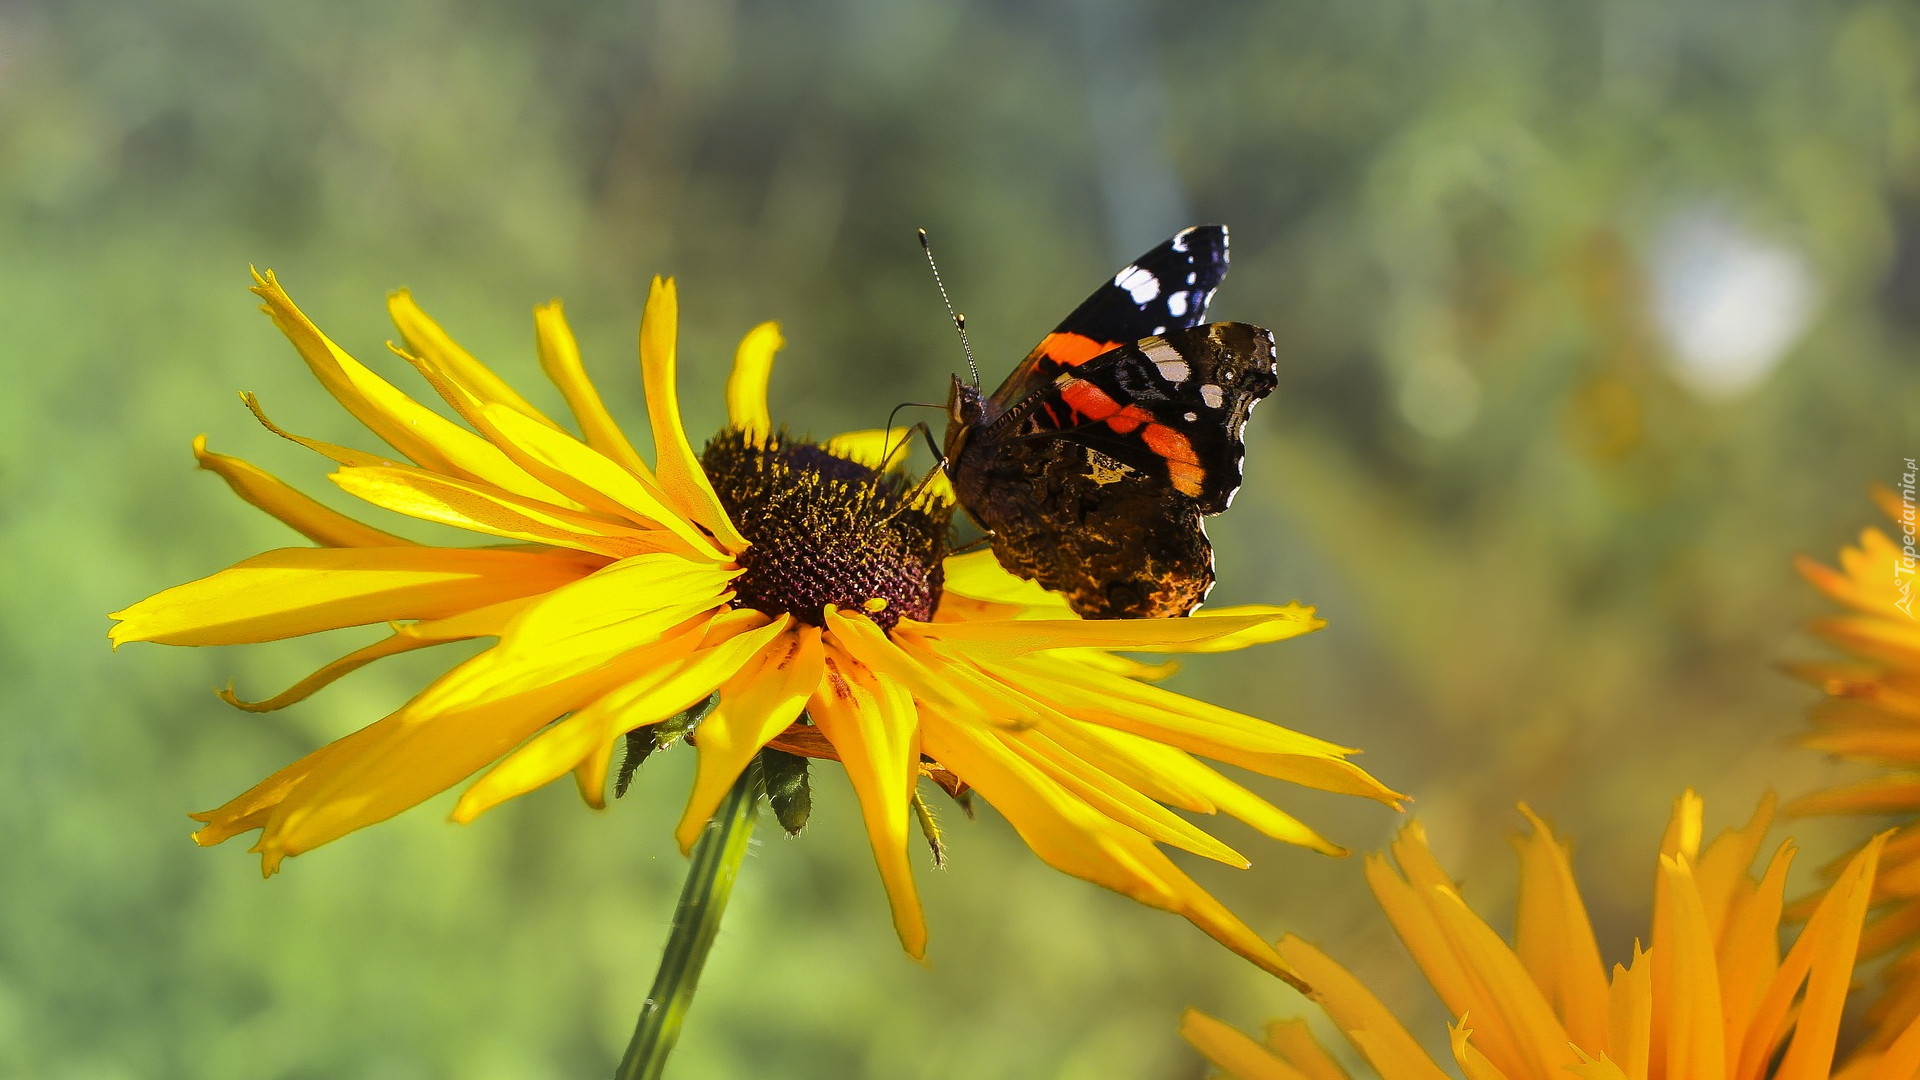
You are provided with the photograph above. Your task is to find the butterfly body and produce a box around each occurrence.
[942,226,1277,619]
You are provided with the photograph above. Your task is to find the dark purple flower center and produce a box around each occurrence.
[701,429,949,631]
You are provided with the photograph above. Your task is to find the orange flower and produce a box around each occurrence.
[1184,792,1915,1080]
[1787,484,1920,1045]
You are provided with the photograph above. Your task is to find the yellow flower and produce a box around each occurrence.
[1183,792,1916,1080]
[110,270,1404,982]
[1787,486,1920,1045]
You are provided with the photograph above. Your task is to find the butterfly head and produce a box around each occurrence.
[942,374,986,465]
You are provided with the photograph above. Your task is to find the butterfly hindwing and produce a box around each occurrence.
[995,323,1277,515]
[987,225,1230,411]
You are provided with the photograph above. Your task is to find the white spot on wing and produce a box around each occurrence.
[1115,264,1159,303]
[1171,229,1191,253]
[1199,384,1225,409]
[1151,325,1166,335]
[1166,291,1188,317]
[1184,411,1198,421]
[1143,340,1185,377]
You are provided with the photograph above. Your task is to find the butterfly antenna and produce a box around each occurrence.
[918,228,979,388]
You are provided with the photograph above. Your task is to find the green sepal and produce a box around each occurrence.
[759,748,812,835]
[615,693,719,799]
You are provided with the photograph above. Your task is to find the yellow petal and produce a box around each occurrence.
[194,436,413,547]
[915,643,1219,813]
[809,645,927,956]
[240,391,395,469]
[250,270,575,507]
[1052,720,1219,812]
[1175,603,1328,651]
[390,343,650,523]
[993,721,1249,867]
[219,631,441,712]
[905,608,1322,657]
[109,546,598,647]
[918,711,1303,986]
[996,656,1403,805]
[673,625,824,851]
[455,612,786,821]
[478,403,727,560]
[1179,1009,1304,1080]
[387,288,562,429]
[638,277,750,554]
[1271,935,1452,1080]
[725,321,784,445]
[259,644,666,868]
[408,554,735,716]
[939,550,1074,611]
[189,717,393,852]
[219,596,535,713]
[1153,749,1347,856]
[330,465,669,558]
[533,299,657,482]
[826,607,1007,719]
[822,429,912,472]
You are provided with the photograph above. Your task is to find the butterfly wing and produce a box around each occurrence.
[947,322,1277,619]
[991,323,1277,514]
[985,224,1231,412]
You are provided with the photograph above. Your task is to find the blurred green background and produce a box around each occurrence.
[5,1,1919,1076]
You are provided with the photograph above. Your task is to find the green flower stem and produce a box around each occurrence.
[615,757,763,1080]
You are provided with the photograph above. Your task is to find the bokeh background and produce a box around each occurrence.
[5,1,1919,1076]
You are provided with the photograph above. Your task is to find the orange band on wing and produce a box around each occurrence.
[1037,332,1118,367]
[1061,380,1120,419]
[1166,460,1205,496]
[1142,424,1199,465]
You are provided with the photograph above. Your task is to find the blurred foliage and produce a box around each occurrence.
[5,0,1920,1076]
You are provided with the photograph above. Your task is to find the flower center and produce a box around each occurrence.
[701,429,950,631]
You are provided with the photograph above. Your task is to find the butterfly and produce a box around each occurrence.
[942,224,1278,619]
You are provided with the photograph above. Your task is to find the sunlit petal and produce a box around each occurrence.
[725,321,784,445]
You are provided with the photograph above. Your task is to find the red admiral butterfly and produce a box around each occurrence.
[942,225,1278,619]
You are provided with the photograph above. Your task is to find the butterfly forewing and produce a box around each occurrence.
[988,225,1231,412]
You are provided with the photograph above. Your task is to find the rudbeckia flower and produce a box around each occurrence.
[110,270,1404,982]
[1787,486,1920,1045]
[1183,792,1917,1080]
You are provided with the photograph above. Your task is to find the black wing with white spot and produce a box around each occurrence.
[986,225,1232,412]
